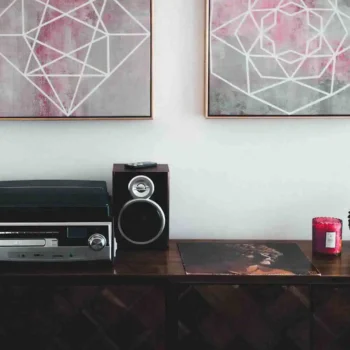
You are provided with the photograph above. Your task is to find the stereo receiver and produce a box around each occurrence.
[0,180,113,262]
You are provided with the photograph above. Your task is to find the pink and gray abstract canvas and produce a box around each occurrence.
[0,0,151,118]
[209,0,350,116]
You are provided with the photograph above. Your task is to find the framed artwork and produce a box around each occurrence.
[0,0,152,120]
[206,0,350,117]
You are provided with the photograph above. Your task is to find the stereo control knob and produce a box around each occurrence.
[88,234,106,251]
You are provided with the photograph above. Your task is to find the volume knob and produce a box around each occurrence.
[88,234,106,251]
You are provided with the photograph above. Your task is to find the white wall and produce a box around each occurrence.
[0,0,350,240]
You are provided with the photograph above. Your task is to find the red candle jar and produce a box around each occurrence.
[312,217,342,256]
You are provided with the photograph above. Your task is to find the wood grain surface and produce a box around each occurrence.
[0,240,349,349]
[0,240,349,283]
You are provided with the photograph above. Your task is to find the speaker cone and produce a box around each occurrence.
[117,199,165,245]
[128,176,154,199]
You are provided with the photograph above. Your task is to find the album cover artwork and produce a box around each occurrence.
[178,242,320,276]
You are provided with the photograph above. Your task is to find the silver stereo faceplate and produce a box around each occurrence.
[0,222,113,262]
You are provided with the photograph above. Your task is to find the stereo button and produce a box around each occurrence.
[88,234,106,251]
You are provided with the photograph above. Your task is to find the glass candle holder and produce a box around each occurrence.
[312,217,342,256]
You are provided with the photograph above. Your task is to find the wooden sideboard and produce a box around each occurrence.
[1,240,350,350]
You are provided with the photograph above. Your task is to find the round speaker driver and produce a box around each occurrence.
[128,176,154,199]
[118,199,165,245]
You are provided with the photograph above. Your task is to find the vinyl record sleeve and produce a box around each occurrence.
[178,242,320,276]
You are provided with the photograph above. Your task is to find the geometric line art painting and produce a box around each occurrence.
[207,0,350,117]
[0,0,152,119]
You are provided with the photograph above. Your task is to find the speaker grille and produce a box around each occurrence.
[118,199,165,245]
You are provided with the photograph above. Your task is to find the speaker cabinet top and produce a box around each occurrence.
[113,164,169,173]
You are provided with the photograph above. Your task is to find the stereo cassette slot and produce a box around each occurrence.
[0,231,59,234]
[0,226,64,239]
[0,239,46,246]
[0,238,58,247]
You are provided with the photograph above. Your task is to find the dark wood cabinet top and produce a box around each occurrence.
[1,240,350,284]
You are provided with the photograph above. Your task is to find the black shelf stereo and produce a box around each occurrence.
[0,180,113,262]
[112,164,169,250]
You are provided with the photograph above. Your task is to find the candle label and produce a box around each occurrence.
[325,232,336,248]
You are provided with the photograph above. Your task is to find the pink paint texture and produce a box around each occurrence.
[211,0,350,83]
[333,50,350,82]
[252,0,284,9]
[35,0,94,116]
[211,0,249,33]
[268,8,315,53]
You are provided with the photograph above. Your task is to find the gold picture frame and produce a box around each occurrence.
[205,0,350,119]
[0,0,154,121]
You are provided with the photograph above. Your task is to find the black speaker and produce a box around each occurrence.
[112,164,169,250]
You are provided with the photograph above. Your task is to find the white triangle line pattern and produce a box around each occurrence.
[113,0,150,34]
[295,80,328,95]
[26,36,108,75]
[23,34,67,112]
[33,0,107,36]
[0,50,64,113]
[0,0,150,117]
[69,35,149,116]
[210,0,350,114]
